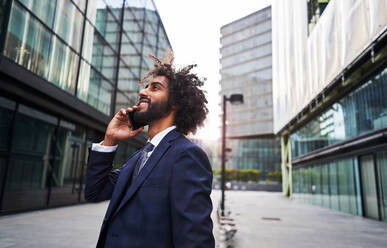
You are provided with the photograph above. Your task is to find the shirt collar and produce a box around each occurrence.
[148,125,176,148]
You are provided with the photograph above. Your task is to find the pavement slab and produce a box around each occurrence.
[0,191,386,248]
[221,191,387,248]
[0,202,107,248]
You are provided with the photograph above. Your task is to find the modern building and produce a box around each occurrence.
[0,0,171,214]
[219,6,281,180]
[272,0,387,221]
[190,138,221,171]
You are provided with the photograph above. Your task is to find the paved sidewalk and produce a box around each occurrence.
[0,191,386,247]
[0,196,220,248]
[220,191,387,248]
[0,202,106,248]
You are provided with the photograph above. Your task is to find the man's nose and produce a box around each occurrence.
[139,87,148,97]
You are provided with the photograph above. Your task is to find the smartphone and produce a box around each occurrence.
[127,109,142,131]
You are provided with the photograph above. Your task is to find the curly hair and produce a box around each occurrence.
[140,50,208,135]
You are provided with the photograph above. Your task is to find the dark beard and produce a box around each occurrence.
[133,99,172,127]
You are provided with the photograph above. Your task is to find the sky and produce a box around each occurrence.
[154,0,272,140]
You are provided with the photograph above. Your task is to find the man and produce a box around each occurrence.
[85,52,215,248]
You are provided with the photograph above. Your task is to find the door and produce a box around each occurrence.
[359,155,379,220]
[49,136,85,206]
[376,151,387,222]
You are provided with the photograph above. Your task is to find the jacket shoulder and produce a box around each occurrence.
[170,136,210,166]
[174,135,206,153]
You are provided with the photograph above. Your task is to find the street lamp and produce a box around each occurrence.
[221,94,243,216]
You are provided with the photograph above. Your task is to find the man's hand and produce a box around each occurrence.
[103,107,144,146]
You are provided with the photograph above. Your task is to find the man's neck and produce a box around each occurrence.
[148,113,175,140]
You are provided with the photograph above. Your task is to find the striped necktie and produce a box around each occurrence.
[131,142,155,182]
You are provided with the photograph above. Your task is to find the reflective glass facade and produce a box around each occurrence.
[377,151,387,220]
[291,65,387,222]
[219,6,280,177]
[2,0,171,116]
[0,0,8,35]
[292,157,361,216]
[273,1,387,223]
[0,95,99,212]
[220,6,273,137]
[0,0,170,214]
[291,68,387,158]
[4,2,52,79]
[293,150,387,222]
[227,138,281,178]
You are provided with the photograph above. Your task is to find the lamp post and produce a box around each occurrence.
[221,94,243,216]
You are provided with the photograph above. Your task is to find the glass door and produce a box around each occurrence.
[376,151,387,222]
[359,155,379,220]
[78,141,91,203]
[48,120,86,207]
[3,104,57,211]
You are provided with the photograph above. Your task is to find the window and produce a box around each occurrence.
[77,67,112,115]
[95,8,120,51]
[307,0,330,35]
[91,33,117,81]
[118,61,139,95]
[293,157,361,216]
[0,96,16,194]
[72,0,87,13]
[291,67,387,158]
[19,0,56,28]
[49,119,86,206]
[3,2,52,80]
[3,104,57,211]
[377,151,387,222]
[99,77,113,115]
[82,20,94,62]
[54,0,84,52]
[115,91,132,113]
[0,0,8,36]
[77,59,91,102]
[48,36,79,94]
[224,138,281,177]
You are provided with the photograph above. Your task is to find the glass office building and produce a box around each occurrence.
[219,6,281,179]
[291,68,387,221]
[0,0,171,214]
[272,0,387,221]
[227,138,281,174]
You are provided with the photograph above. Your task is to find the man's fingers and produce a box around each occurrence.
[116,108,126,117]
[116,108,129,121]
[126,105,138,112]
[131,127,144,135]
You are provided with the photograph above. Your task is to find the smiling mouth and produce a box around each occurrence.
[137,98,150,109]
[138,102,148,108]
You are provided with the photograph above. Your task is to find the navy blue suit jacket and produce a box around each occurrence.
[85,129,215,248]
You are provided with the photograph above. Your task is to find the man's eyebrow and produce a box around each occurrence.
[147,81,165,88]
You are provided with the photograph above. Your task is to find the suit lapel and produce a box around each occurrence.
[104,151,141,221]
[112,129,181,218]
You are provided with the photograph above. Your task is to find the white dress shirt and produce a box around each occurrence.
[91,126,177,162]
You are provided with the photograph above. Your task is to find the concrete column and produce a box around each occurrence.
[281,133,292,197]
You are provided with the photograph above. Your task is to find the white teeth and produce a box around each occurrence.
[140,102,148,106]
